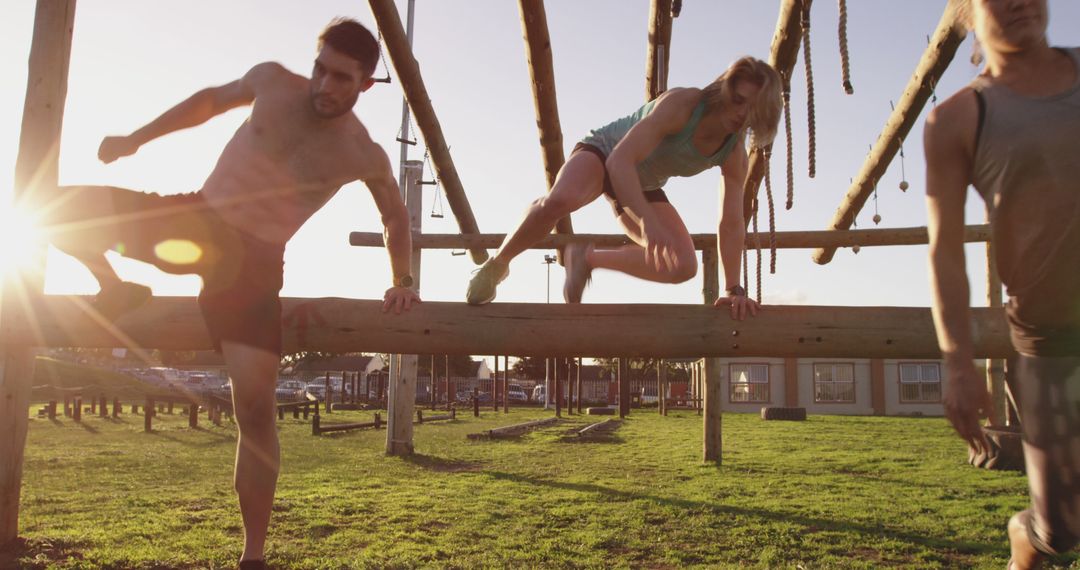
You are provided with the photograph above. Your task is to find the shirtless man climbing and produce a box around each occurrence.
[39,18,418,569]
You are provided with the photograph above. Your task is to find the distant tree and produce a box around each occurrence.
[512,356,548,379]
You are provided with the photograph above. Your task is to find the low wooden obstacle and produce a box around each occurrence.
[313,407,455,436]
[575,418,621,438]
[14,297,1013,359]
[277,395,319,420]
[141,393,233,432]
[467,417,561,440]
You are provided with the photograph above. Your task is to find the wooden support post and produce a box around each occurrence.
[871,358,886,416]
[112,397,120,418]
[703,358,723,464]
[98,395,107,418]
[645,0,673,101]
[312,406,321,436]
[1,3,76,544]
[63,396,71,417]
[813,1,967,264]
[368,0,487,264]
[167,400,173,414]
[131,402,138,414]
[144,398,154,432]
[657,362,664,415]
[189,403,198,428]
[517,0,574,244]
[576,357,583,414]
[325,372,332,413]
[416,409,423,424]
[618,358,630,418]
[47,401,56,420]
[89,397,96,415]
[386,160,422,457]
[502,356,510,413]
[554,358,562,418]
[702,249,722,463]
[494,354,501,412]
[472,387,480,417]
[784,357,799,407]
[73,397,82,423]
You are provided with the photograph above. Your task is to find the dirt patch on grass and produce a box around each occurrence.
[0,537,87,570]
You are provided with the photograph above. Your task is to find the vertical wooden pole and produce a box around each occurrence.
[144,398,154,433]
[554,358,562,417]
[575,357,583,414]
[702,248,722,463]
[618,358,630,418]
[0,0,75,531]
[502,356,509,413]
[325,372,332,414]
[657,361,664,415]
[492,356,499,411]
[645,0,674,101]
[386,160,422,456]
[985,234,1007,427]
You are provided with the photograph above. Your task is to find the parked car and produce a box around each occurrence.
[507,384,529,403]
[275,380,306,401]
[532,384,545,403]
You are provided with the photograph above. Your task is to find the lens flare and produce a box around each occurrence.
[153,239,203,265]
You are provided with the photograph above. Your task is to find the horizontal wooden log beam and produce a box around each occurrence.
[7,296,1012,359]
[350,225,990,250]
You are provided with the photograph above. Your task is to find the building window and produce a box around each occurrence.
[814,363,855,403]
[729,363,769,403]
[899,362,942,403]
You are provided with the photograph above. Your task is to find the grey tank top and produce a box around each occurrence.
[580,98,737,192]
[970,47,1080,356]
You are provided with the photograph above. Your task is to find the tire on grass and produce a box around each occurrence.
[968,424,1025,472]
[760,406,807,421]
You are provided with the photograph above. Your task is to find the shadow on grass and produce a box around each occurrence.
[482,470,1009,559]
[145,427,235,447]
[0,536,88,570]
[403,453,483,473]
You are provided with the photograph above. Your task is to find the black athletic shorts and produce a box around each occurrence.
[101,188,285,355]
[571,142,670,217]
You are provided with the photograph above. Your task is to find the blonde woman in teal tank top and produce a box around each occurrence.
[467,56,782,319]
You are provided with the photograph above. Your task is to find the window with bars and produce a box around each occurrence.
[729,363,769,403]
[813,363,855,403]
[899,362,942,403]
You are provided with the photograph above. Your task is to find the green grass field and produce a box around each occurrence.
[5,404,1077,569]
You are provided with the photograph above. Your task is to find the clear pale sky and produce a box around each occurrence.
[2,1,1078,309]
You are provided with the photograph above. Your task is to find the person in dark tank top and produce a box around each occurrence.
[924,0,1080,567]
[465,57,782,321]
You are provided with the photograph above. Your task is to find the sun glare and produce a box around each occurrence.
[0,201,46,278]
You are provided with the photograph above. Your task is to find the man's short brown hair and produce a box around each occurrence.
[319,18,380,78]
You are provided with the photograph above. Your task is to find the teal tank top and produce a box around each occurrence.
[580,98,737,191]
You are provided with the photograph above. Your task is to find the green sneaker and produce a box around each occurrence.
[466,259,508,305]
[562,243,592,303]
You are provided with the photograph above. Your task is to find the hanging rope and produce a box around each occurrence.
[783,87,795,210]
[838,0,854,94]
[801,2,817,179]
[752,198,762,303]
[764,149,777,274]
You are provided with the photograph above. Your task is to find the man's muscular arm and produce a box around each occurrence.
[98,62,283,163]
[924,89,991,452]
[360,141,420,314]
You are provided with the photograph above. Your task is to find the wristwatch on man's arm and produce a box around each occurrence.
[725,284,746,297]
[393,274,414,288]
